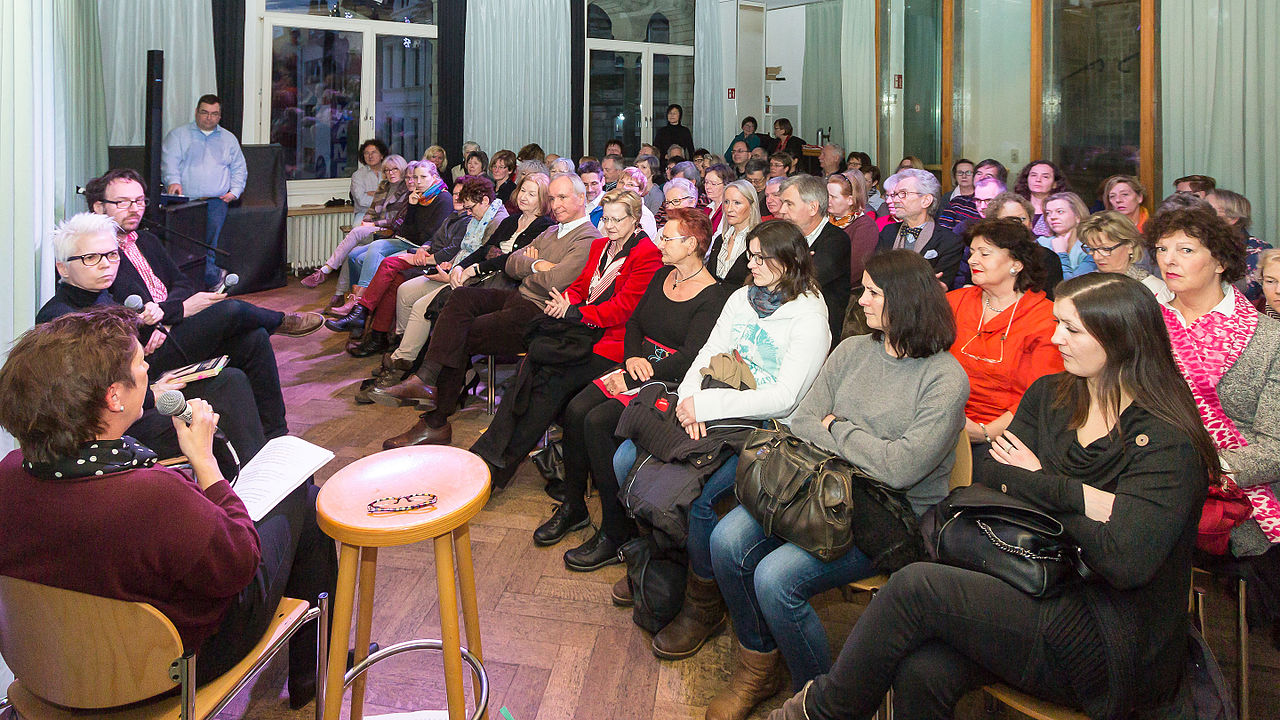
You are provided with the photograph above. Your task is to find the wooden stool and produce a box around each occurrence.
[316,446,491,720]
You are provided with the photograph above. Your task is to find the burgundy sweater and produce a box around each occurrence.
[0,450,261,650]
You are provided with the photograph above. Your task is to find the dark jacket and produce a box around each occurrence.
[654,123,695,160]
[876,221,964,291]
[810,221,853,342]
[110,230,199,326]
[706,231,751,286]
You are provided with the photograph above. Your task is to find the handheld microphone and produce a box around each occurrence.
[156,389,194,424]
[213,273,239,294]
[124,295,144,312]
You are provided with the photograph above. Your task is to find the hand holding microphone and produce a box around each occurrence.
[158,390,223,488]
[124,294,164,325]
[213,273,239,294]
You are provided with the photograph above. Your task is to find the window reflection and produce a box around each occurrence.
[376,35,436,163]
[587,1,694,45]
[266,0,435,24]
[270,27,362,180]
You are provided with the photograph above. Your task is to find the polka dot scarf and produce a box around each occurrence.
[22,437,158,480]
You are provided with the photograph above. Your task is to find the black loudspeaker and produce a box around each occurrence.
[143,50,164,203]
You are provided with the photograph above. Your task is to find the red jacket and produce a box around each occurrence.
[563,235,663,362]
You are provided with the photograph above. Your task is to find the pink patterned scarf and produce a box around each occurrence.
[1163,290,1280,544]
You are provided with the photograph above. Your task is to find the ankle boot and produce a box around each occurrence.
[327,286,366,317]
[348,330,390,357]
[324,304,369,333]
[767,680,813,720]
[705,644,784,720]
[652,570,726,660]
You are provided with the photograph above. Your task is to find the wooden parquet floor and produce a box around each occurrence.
[213,279,1280,720]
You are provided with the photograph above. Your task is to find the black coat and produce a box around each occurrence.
[810,221,853,342]
[653,123,695,160]
[876,221,964,291]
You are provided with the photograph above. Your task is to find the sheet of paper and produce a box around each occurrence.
[232,435,335,521]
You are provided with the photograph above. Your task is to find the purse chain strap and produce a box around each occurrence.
[976,519,1067,563]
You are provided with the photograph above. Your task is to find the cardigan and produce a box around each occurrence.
[561,234,664,362]
[456,214,555,277]
[973,376,1206,717]
[505,219,598,309]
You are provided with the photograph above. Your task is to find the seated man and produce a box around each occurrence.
[775,174,852,342]
[875,168,964,287]
[369,173,598,448]
[0,308,337,707]
[161,94,246,288]
[86,168,322,438]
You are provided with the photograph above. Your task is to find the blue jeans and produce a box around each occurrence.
[349,238,414,288]
[711,505,873,690]
[612,440,740,578]
[204,197,229,287]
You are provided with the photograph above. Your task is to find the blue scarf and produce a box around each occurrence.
[747,285,786,318]
[457,200,504,259]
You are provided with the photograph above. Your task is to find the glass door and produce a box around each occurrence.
[588,49,643,157]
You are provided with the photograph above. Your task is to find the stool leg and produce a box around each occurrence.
[453,523,485,719]
[486,356,496,415]
[1238,577,1249,720]
[324,543,361,720]
[351,547,379,720]
[435,533,467,720]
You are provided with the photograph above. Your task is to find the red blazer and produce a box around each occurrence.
[563,235,663,362]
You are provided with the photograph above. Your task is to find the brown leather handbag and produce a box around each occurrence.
[734,421,924,569]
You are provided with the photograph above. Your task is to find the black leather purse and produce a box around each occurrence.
[619,535,687,634]
[934,483,1088,597]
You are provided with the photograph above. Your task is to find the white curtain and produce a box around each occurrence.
[693,0,725,156]
[840,0,877,157]
[801,0,844,147]
[98,0,218,146]
[1162,0,1279,245]
[463,0,572,155]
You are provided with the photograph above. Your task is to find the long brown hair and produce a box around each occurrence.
[1052,273,1220,480]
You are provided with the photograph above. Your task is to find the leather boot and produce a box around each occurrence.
[652,570,727,660]
[347,330,390,357]
[611,574,634,607]
[767,680,813,720]
[327,286,365,317]
[325,304,369,333]
[705,644,785,720]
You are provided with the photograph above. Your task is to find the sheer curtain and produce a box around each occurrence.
[463,0,572,155]
[97,0,219,146]
[801,0,844,147]
[692,0,725,155]
[840,0,877,157]
[1162,0,1279,245]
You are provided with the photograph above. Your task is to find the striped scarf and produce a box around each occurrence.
[118,232,168,302]
[587,231,643,304]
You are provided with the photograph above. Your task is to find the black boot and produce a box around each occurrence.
[324,304,368,333]
[533,503,590,546]
[348,330,390,358]
[564,528,622,572]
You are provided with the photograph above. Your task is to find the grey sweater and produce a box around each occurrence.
[1220,315,1280,556]
[789,334,970,515]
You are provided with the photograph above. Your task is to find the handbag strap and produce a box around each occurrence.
[976,519,1068,563]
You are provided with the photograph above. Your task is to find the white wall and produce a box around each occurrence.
[764,6,805,131]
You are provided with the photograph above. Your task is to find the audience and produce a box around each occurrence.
[875,168,964,288]
[1042,191,1096,279]
[617,166,660,239]
[1078,211,1171,301]
[1102,175,1149,232]
[766,118,805,158]
[490,149,518,210]
[775,174,852,342]
[1174,173,1216,198]
[768,152,793,179]
[654,104,695,160]
[1259,248,1280,320]
[773,272,1216,720]
[725,116,764,164]
[350,138,389,225]
[707,179,763,286]
[1207,188,1272,302]
[762,176,784,220]
[708,250,967,720]
[448,141,482,186]
[633,154,665,213]
[936,158,981,232]
[728,139,751,176]
[1013,159,1070,237]
[703,163,735,233]
[818,144,844,176]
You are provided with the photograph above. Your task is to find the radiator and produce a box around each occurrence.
[286,209,349,273]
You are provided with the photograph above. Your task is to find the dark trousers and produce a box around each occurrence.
[149,299,288,439]
[562,382,634,539]
[196,482,338,690]
[420,287,543,426]
[804,562,1084,720]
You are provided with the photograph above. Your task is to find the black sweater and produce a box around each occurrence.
[621,267,728,384]
[653,123,695,160]
[36,282,115,323]
[973,376,1206,717]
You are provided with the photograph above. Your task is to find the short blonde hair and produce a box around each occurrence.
[1045,191,1091,230]
[1078,211,1144,264]
[599,188,642,221]
[383,154,409,176]
[1102,175,1146,208]
[517,172,552,216]
[1257,248,1280,277]
[53,212,119,262]
[423,145,446,164]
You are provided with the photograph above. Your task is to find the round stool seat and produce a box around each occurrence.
[317,446,490,548]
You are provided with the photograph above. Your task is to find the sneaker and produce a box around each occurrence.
[301,267,330,289]
[276,312,324,337]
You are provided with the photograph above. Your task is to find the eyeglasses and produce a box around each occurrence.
[746,251,775,265]
[101,197,147,209]
[599,215,631,226]
[664,196,693,207]
[367,492,438,514]
[958,295,1022,364]
[66,250,121,267]
[658,232,692,243]
[955,170,975,177]
[1081,242,1125,257]
[887,190,923,201]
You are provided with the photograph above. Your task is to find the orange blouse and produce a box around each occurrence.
[947,286,1064,423]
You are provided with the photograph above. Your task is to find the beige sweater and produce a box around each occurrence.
[505,218,597,309]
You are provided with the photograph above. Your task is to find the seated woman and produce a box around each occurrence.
[703,163,735,232]
[1041,191,1096,279]
[1258,248,1280,321]
[1102,174,1149,232]
[708,250,968,720]
[1077,211,1171,302]
[554,209,727,569]
[949,218,1063,445]
[616,220,831,661]
[617,166,659,240]
[1147,207,1280,558]
[1206,188,1272,302]
[0,308,339,707]
[350,138,388,225]
[490,149,518,211]
[301,154,410,306]
[1013,159,1070,237]
[770,272,1215,720]
[470,189,662,491]
[705,179,762,286]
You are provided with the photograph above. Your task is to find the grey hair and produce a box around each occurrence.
[53,212,119,262]
[670,161,700,185]
[552,171,587,198]
[550,157,577,175]
[462,141,481,154]
[974,176,1007,194]
[780,174,829,216]
[723,180,762,230]
[517,159,549,177]
[888,168,943,216]
[822,143,845,159]
[764,176,785,189]
[663,177,698,199]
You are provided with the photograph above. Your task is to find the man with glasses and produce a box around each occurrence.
[937,158,982,232]
[162,94,247,288]
[875,168,964,287]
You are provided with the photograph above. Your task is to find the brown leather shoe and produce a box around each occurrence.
[382,419,452,450]
[705,644,784,720]
[367,375,438,411]
[276,311,325,337]
[652,570,727,660]
[612,575,634,607]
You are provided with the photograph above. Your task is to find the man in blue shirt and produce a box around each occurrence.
[162,94,247,288]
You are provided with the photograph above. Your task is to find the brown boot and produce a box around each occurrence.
[328,286,365,316]
[767,680,813,720]
[612,575,634,607]
[705,644,784,720]
[652,571,726,660]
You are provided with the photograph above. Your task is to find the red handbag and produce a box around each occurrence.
[1197,476,1253,555]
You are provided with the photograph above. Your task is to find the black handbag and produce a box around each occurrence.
[530,439,565,484]
[934,483,1087,598]
[735,421,925,569]
[618,535,687,634]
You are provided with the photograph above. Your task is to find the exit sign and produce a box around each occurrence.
[728,88,736,99]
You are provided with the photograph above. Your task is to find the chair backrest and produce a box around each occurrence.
[0,576,184,709]
[949,431,973,490]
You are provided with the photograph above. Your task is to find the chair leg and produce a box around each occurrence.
[486,356,496,415]
[175,653,196,720]
[350,547,379,720]
[435,533,467,720]
[454,523,487,720]
[315,593,330,720]
[1238,577,1249,720]
[323,543,361,720]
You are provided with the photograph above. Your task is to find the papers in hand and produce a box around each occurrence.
[233,435,335,521]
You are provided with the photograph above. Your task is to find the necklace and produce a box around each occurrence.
[983,290,1020,314]
[960,292,1024,364]
[673,265,706,286]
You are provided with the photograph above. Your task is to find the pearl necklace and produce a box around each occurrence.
[983,290,1022,314]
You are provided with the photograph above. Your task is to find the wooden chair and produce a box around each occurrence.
[0,576,327,720]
